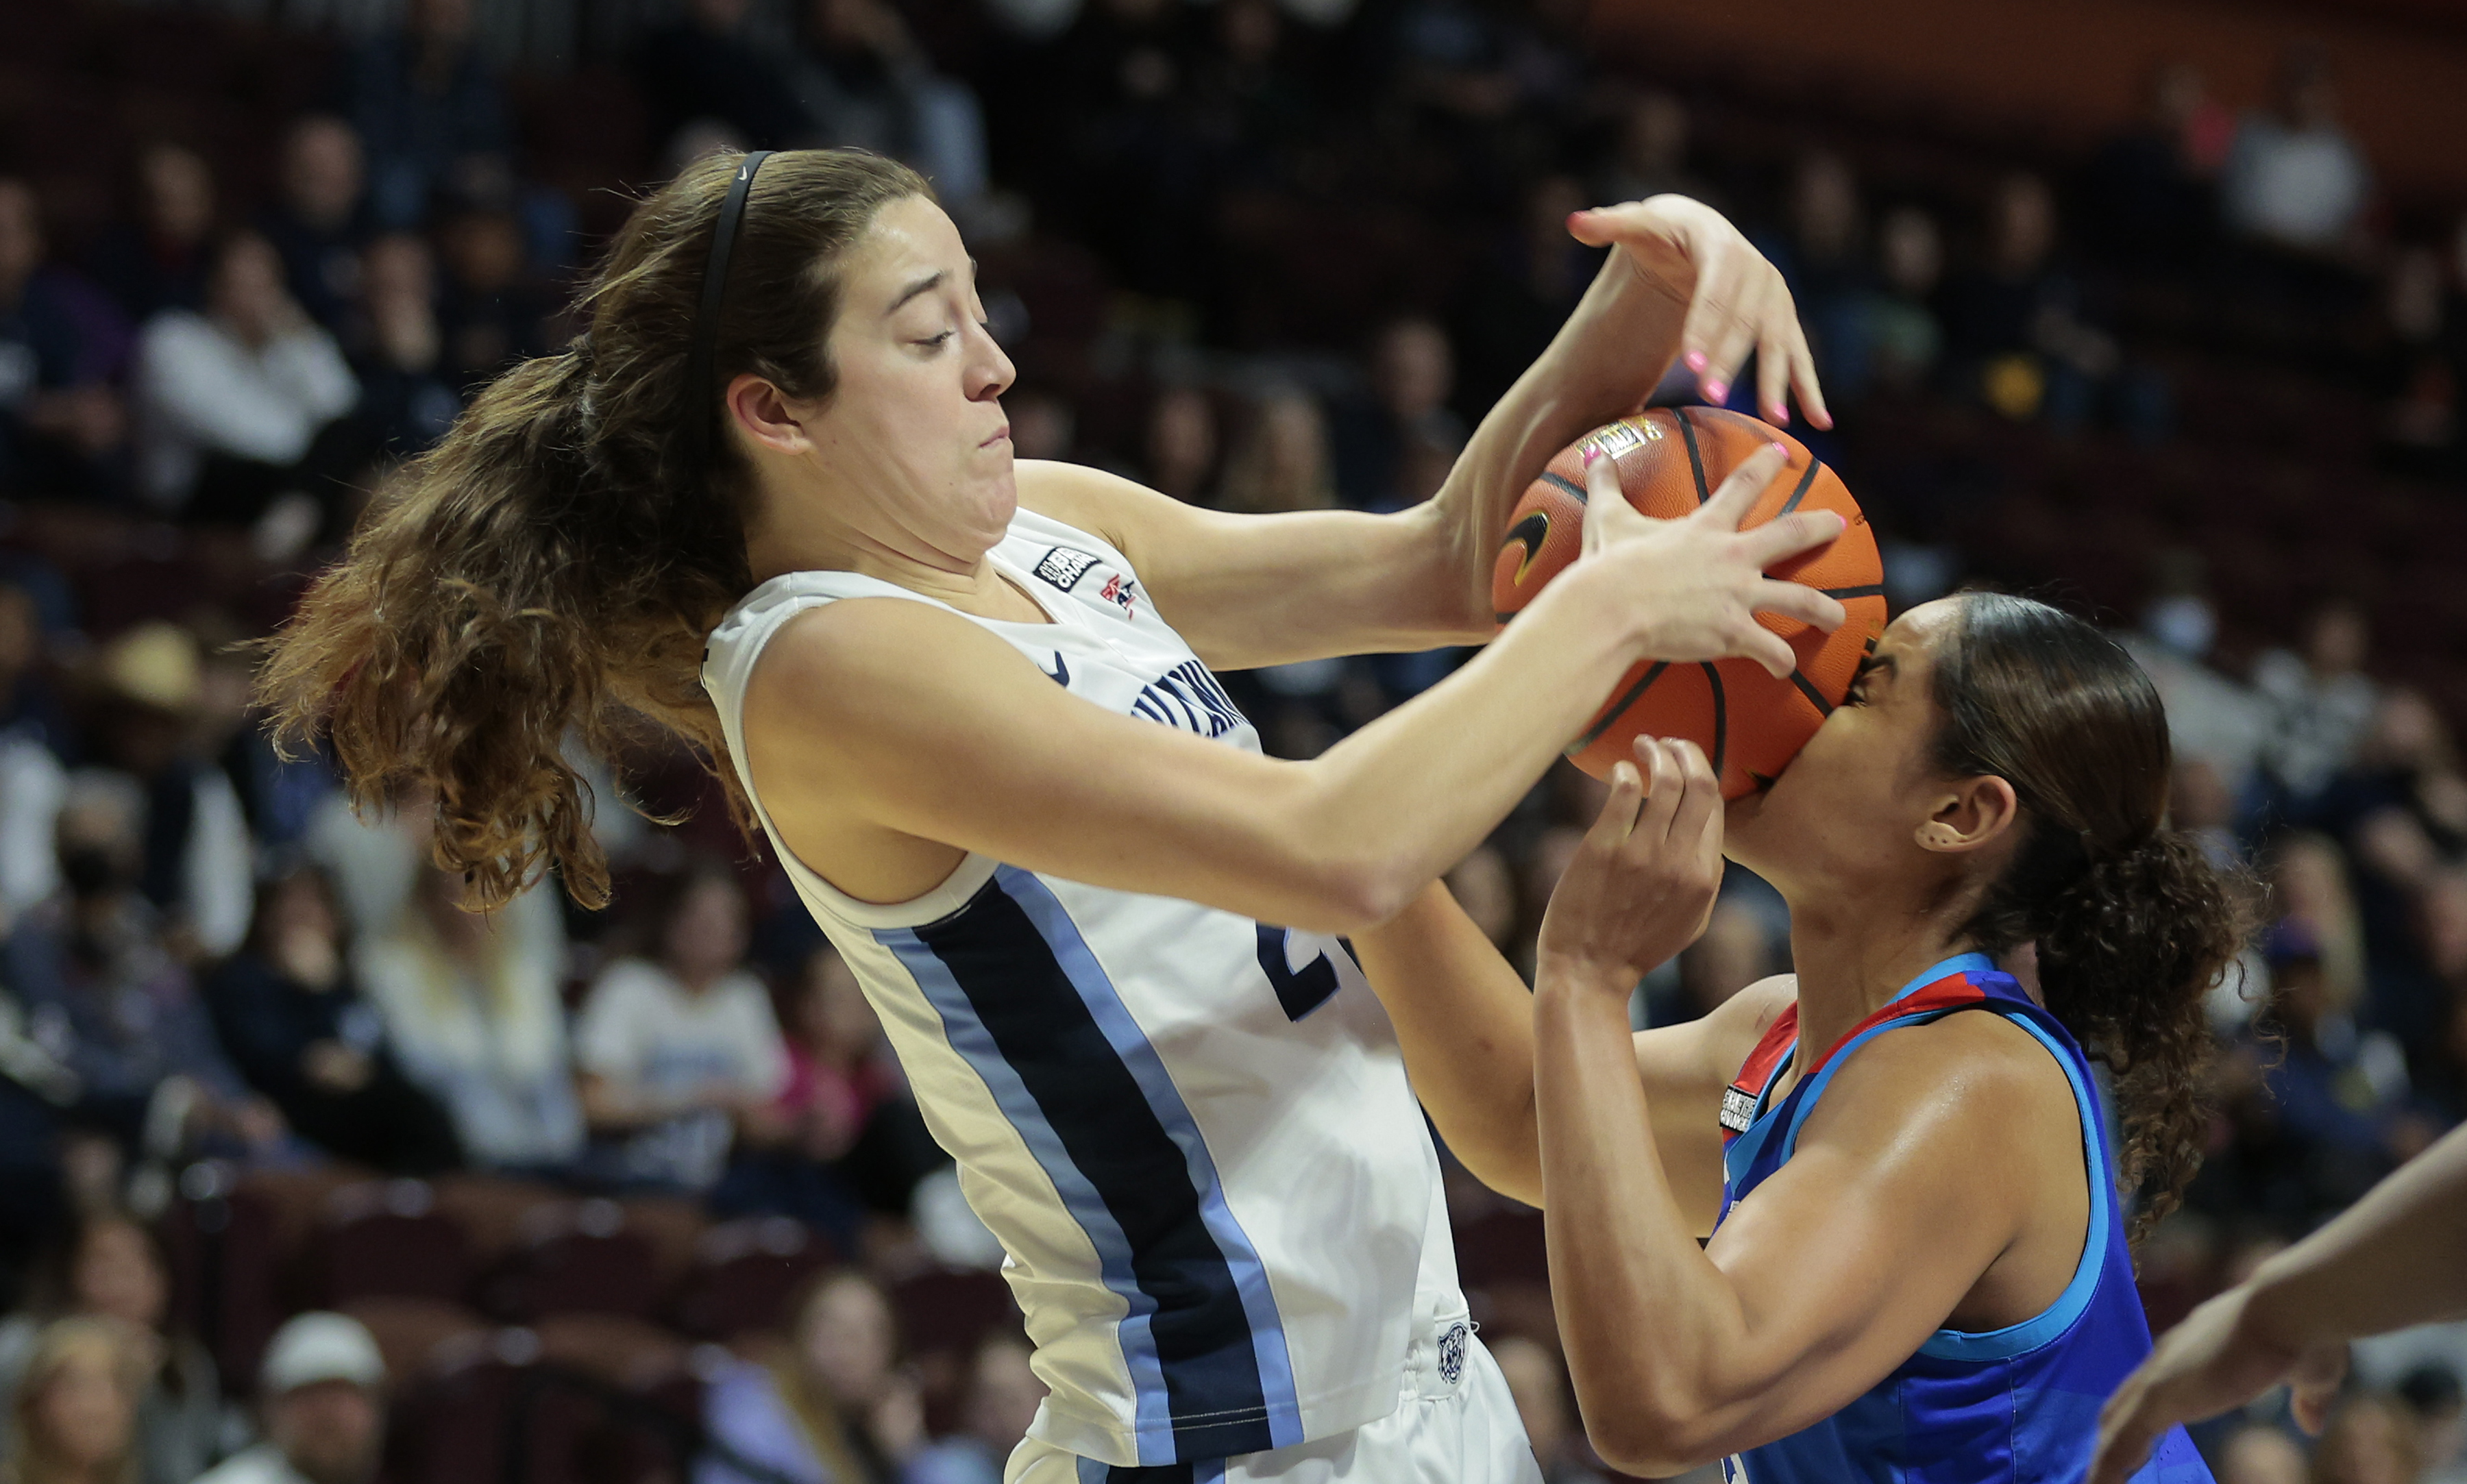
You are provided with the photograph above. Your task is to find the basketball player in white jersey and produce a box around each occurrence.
[259,149,1847,1484]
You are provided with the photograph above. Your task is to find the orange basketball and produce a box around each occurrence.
[1490,406,1887,798]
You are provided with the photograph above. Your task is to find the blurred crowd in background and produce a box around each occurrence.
[6,0,2467,1480]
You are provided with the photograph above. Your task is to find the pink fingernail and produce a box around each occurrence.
[1770,405,1791,427]
[1581,447,1601,467]
[1705,379,1729,404]
[1684,351,1707,373]
[1769,441,1787,455]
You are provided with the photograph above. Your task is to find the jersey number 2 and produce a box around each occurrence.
[1255,926,1353,1021]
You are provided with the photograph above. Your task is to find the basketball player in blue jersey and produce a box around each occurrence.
[257,149,1854,1484]
[1355,587,2251,1484]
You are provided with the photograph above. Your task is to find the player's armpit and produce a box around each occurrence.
[1632,973,1796,1236]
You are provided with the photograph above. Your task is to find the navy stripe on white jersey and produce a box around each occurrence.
[880,865,1305,1461]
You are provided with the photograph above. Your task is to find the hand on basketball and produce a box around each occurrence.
[1570,195,1832,430]
[1578,438,1848,679]
[1538,737,1724,991]
[2087,1287,2350,1484]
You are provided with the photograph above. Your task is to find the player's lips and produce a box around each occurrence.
[980,425,1011,448]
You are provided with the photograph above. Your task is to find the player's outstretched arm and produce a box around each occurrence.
[1531,743,2046,1476]
[1351,872,1780,1220]
[1027,197,1824,670]
[748,446,1844,934]
[2088,1120,2467,1484]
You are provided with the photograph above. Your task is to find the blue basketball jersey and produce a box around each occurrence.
[1715,954,2215,1484]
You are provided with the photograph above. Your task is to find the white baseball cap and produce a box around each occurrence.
[260,1313,386,1395]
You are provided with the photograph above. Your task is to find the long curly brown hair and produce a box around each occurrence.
[255,149,931,912]
[1929,593,2253,1241]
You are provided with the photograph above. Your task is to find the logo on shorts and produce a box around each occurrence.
[1033,546,1100,591]
[1437,1322,1468,1385]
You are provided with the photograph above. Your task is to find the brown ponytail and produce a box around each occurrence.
[255,149,931,912]
[1928,593,2253,1241]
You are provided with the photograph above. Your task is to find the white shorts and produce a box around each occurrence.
[1005,1317,1543,1484]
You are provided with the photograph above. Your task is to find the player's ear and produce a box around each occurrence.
[1913,775,2020,855]
[727,373,809,456]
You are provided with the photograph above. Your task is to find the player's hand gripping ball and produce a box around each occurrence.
[1492,406,1887,797]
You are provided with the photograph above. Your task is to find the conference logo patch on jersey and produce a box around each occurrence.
[1438,1322,1468,1385]
[1099,571,1139,617]
[1719,1085,1759,1135]
[1033,545,1101,591]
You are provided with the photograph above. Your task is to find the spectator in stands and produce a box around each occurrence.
[2370,245,2463,479]
[2083,61,2229,273]
[1939,173,2124,431]
[0,578,68,763]
[2209,1424,2307,1484]
[205,865,463,1174]
[1593,89,1709,210]
[1851,206,1943,401]
[1758,152,1871,398]
[344,234,459,460]
[0,1213,221,1484]
[2255,600,2379,810]
[2313,1393,2423,1484]
[257,117,371,336]
[2222,49,2373,259]
[434,196,554,393]
[130,233,360,526]
[0,1317,149,1484]
[791,0,992,212]
[904,1333,1045,1484]
[575,865,788,1193]
[1216,386,1335,515]
[89,146,217,323]
[1490,1335,1608,1484]
[1452,174,1599,421]
[79,623,255,959]
[356,863,582,1172]
[0,770,278,1159]
[0,181,132,504]
[2394,1365,2465,1483]
[699,1270,924,1484]
[1330,317,1462,510]
[345,0,513,231]
[719,941,938,1239]
[637,0,814,155]
[0,584,68,926]
[1140,384,1216,504]
[2244,927,2431,1220]
[193,1313,385,1484]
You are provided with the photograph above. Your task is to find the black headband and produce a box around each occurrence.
[687,149,773,457]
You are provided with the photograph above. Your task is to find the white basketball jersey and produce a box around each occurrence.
[700,508,1463,1469]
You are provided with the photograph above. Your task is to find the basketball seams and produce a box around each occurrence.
[1672,408,1713,507]
[1702,662,1728,778]
[1540,470,1588,504]
[1569,661,1671,756]
[1787,669,1835,719]
[1777,458,1823,515]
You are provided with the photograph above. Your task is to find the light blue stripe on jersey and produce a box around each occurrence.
[998,868,1307,1449]
[876,925,1179,1463]
[1915,1013,2111,1361]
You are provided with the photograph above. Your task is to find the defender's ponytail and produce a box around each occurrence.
[1930,593,2253,1239]
[256,149,931,912]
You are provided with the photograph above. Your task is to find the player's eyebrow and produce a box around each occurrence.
[887,270,944,313]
